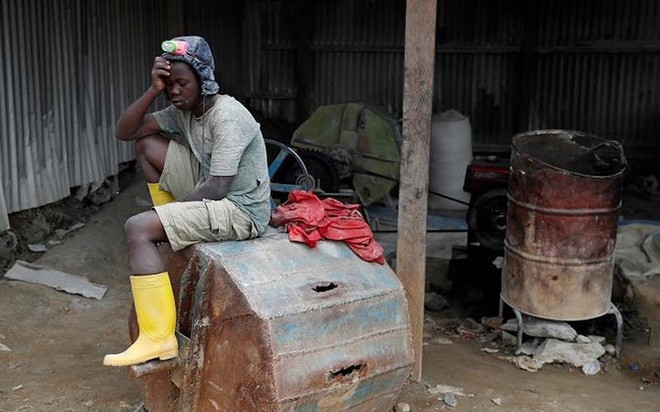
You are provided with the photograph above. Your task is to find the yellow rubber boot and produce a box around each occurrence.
[103,273,178,367]
[147,182,175,206]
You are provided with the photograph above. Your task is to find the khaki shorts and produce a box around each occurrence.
[154,140,258,252]
[159,138,200,200]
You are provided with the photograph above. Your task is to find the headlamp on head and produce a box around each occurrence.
[161,40,188,56]
[160,35,220,96]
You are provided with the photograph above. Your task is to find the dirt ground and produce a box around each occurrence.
[1,167,659,412]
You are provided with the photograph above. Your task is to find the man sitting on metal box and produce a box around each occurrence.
[104,35,270,367]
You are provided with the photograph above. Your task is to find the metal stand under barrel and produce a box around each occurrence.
[499,130,627,358]
[499,299,624,356]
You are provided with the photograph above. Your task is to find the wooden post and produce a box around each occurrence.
[398,0,437,381]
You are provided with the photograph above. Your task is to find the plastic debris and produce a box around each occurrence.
[504,355,542,372]
[533,339,606,367]
[27,244,47,253]
[443,393,457,408]
[5,260,107,300]
[519,338,543,356]
[55,222,85,239]
[582,360,601,375]
[429,336,453,345]
[588,335,606,344]
[605,344,616,356]
[394,402,411,412]
[427,384,466,397]
[501,318,578,341]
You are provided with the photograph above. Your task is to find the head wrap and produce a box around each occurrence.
[162,35,219,96]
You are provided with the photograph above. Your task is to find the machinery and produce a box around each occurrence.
[285,103,402,206]
[268,104,513,260]
[462,154,511,261]
[265,138,313,207]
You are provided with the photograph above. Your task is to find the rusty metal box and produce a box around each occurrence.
[131,231,413,411]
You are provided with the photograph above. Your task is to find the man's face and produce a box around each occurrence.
[165,61,202,112]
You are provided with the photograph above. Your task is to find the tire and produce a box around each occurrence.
[282,150,340,194]
[467,187,508,253]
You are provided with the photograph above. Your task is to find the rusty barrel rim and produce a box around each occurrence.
[511,129,627,179]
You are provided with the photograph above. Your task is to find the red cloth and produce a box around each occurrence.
[270,191,385,264]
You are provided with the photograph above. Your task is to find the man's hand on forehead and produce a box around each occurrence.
[151,57,171,92]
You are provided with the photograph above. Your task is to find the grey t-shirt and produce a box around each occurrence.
[152,95,271,233]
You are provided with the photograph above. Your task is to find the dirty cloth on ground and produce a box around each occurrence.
[615,221,660,279]
[270,191,385,264]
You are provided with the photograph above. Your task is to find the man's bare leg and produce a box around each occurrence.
[135,135,174,206]
[103,210,177,366]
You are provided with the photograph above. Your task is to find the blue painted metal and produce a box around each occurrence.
[268,147,290,178]
[265,138,312,209]
[269,182,306,193]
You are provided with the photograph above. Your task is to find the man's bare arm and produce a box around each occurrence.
[179,175,235,202]
[116,57,171,141]
[115,90,163,141]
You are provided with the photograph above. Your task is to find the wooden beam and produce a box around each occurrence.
[398,0,437,381]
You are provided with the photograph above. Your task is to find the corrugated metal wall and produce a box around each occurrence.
[241,0,409,124]
[529,0,660,148]
[181,0,246,99]
[185,0,658,150]
[0,0,168,231]
[2,0,658,230]
[234,0,522,140]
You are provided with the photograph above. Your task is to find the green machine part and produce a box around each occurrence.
[290,103,401,206]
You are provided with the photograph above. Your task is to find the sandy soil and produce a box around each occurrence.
[1,171,659,411]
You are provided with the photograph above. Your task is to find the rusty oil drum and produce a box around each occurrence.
[501,130,626,321]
